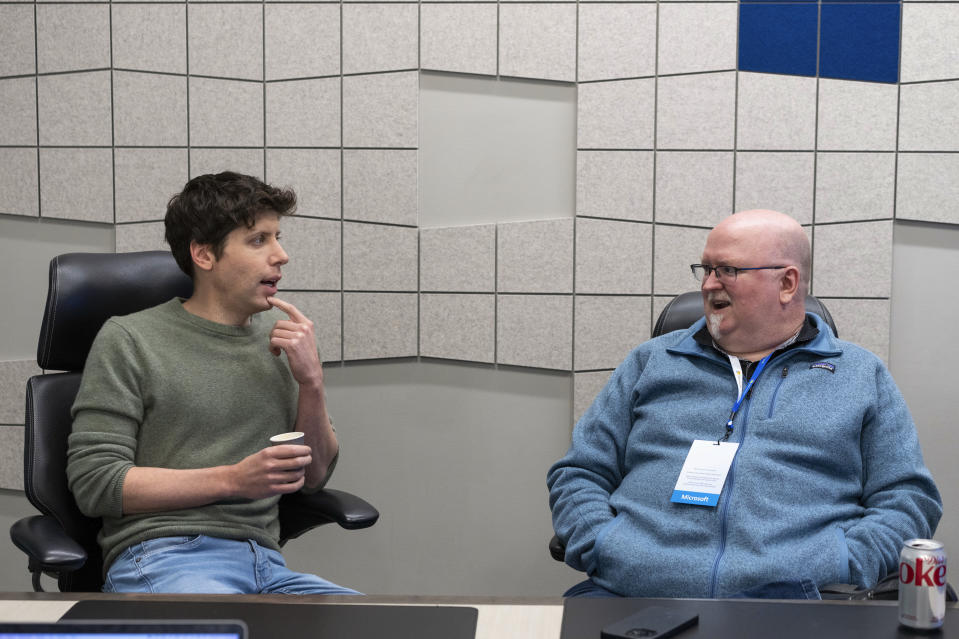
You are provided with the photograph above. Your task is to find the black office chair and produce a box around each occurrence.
[548,291,838,563]
[9,251,379,592]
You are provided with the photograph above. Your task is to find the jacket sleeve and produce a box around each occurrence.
[546,353,641,575]
[66,321,142,519]
[844,363,942,586]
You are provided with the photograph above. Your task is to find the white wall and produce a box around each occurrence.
[890,220,959,559]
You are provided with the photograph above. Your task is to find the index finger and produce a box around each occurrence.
[267,296,308,322]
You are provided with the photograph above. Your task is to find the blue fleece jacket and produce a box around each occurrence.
[547,314,942,598]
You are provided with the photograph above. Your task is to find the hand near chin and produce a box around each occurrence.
[266,296,323,387]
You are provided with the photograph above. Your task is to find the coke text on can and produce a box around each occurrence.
[899,538,947,630]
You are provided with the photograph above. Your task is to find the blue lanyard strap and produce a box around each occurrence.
[720,352,773,442]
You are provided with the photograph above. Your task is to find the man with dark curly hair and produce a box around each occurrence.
[67,172,358,595]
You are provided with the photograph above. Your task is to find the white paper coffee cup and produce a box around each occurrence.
[270,431,305,446]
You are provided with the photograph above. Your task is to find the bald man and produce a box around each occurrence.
[548,210,941,599]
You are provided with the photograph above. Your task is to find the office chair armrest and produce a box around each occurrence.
[278,489,379,545]
[10,514,87,573]
[549,534,565,562]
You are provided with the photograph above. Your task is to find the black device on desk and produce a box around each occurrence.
[601,606,698,639]
[0,620,247,638]
[62,600,478,639]
[562,597,959,639]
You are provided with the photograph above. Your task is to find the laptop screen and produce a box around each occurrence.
[0,620,246,639]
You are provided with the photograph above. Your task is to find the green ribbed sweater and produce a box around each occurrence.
[66,298,300,573]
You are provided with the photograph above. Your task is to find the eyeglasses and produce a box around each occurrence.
[690,264,787,281]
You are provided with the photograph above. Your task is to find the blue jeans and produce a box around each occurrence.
[564,578,821,600]
[104,535,361,595]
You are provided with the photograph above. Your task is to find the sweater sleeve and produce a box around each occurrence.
[546,353,641,575]
[66,320,143,519]
[843,362,942,586]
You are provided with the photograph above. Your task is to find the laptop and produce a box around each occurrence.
[0,620,247,639]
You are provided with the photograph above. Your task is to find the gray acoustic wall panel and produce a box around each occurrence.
[420,293,496,363]
[420,225,496,293]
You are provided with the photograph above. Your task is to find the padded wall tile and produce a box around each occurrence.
[0,6,36,77]
[0,78,37,146]
[115,222,166,253]
[343,3,418,75]
[657,72,735,149]
[420,225,496,292]
[813,220,892,298]
[281,217,341,291]
[421,3,498,76]
[420,293,495,363]
[343,150,417,226]
[575,218,652,294]
[498,218,574,293]
[276,292,342,364]
[115,148,188,223]
[188,4,262,80]
[265,4,340,81]
[39,148,113,223]
[190,148,264,179]
[901,4,959,83]
[500,3,576,82]
[737,72,816,150]
[577,3,656,82]
[818,297,890,363]
[819,4,900,84]
[653,224,711,295]
[38,71,112,146]
[574,296,649,371]
[658,3,737,75]
[266,149,341,220]
[574,370,612,424]
[497,294,572,370]
[735,152,814,224]
[0,360,41,424]
[899,81,959,152]
[817,79,898,151]
[36,4,109,74]
[816,153,895,223]
[189,78,263,148]
[655,151,733,226]
[113,71,187,146]
[344,222,418,291]
[112,4,186,74]
[738,4,818,77]
[266,78,340,147]
[576,151,654,222]
[0,426,24,490]
[343,72,418,148]
[896,153,959,226]
[0,148,39,217]
[578,78,655,149]
[343,293,418,361]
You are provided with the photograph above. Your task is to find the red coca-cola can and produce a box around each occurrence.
[899,538,947,630]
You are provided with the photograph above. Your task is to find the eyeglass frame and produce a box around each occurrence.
[690,264,788,281]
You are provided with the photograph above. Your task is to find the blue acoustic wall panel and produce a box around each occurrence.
[820,4,901,83]
[739,4,819,77]
[739,1,902,84]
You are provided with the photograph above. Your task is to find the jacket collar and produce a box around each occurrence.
[666,313,843,362]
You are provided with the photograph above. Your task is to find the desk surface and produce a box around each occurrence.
[0,593,564,639]
[0,593,955,639]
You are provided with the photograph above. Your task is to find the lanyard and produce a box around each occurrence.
[720,352,773,442]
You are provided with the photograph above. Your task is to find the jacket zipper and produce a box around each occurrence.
[767,365,789,419]
[708,370,756,597]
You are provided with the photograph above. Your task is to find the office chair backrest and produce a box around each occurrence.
[24,251,193,590]
[651,291,838,339]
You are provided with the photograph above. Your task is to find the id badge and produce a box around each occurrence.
[670,440,739,507]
